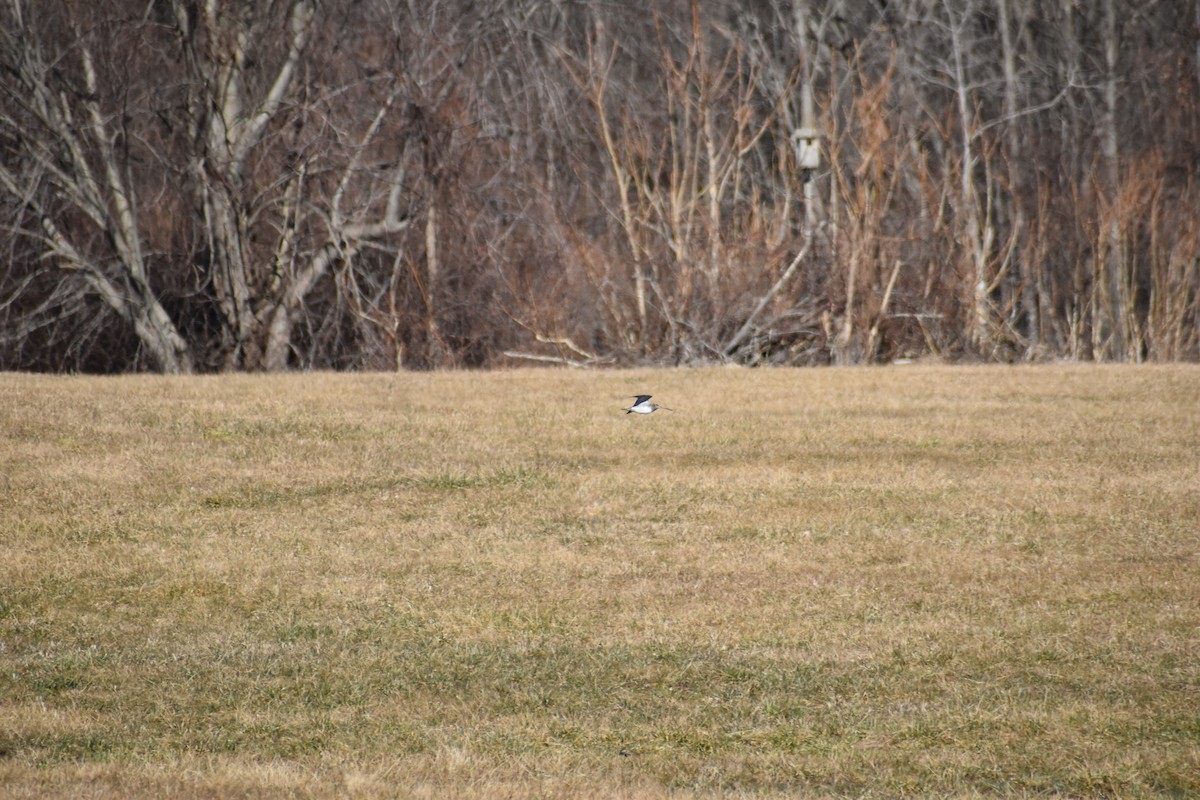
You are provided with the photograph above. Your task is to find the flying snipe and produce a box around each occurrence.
[624,394,672,414]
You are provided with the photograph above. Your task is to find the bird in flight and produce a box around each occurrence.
[624,394,672,414]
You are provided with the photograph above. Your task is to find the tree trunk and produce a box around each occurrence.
[1095,0,1127,361]
[947,1,995,355]
[997,0,1039,352]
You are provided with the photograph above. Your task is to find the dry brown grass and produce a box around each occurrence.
[1,365,1198,798]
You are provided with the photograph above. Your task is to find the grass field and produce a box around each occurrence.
[1,365,1198,798]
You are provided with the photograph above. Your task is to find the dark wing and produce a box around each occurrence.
[630,395,652,404]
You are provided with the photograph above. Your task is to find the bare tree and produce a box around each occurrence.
[168,0,321,370]
[1,0,1197,371]
[0,1,193,372]
[166,0,416,371]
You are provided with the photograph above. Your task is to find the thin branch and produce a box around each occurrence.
[722,236,813,357]
[232,0,315,165]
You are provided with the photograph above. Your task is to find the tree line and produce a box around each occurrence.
[1,0,1197,372]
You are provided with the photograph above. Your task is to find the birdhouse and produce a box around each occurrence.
[792,127,821,170]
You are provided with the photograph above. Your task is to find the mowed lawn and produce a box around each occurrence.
[1,365,1197,799]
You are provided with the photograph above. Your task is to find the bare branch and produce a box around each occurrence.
[721,236,813,358]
